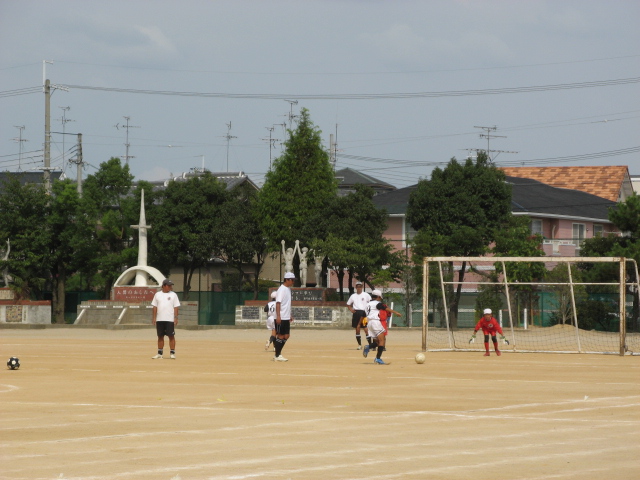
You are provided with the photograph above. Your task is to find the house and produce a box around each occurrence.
[335,167,396,196]
[0,170,65,193]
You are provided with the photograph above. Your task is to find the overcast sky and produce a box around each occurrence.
[1,0,638,189]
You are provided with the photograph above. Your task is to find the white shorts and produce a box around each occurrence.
[266,317,275,330]
[366,319,385,338]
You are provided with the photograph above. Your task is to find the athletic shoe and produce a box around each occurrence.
[265,341,270,351]
[152,354,163,359]
[170,353,176,359]
[484,352,490,357]
[357,345,362,350]
[496,350,501,356]
[374,358,386,365]
[363,345,370,358]
[275,355,288,362]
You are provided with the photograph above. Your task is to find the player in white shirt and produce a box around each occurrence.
[273,272,295,362]
[346,281,371,350]
[151,278,181,359]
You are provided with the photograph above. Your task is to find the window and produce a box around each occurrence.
[530,219,543,236]
[573,223,586,251]
[593,224,604,237]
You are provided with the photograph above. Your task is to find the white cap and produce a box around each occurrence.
[284,272,295,279]
[483,308,492,315]
[271,291,277,299]
[371,289,382,297]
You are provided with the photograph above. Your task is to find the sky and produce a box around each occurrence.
[1,0,639,190]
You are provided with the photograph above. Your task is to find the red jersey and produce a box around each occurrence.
[474,316,503,335]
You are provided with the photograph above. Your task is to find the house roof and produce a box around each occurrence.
[147,171,259,191]
[371,176,616,222]
[0,171,65,193]
[335,167,396,195]
[499,166,632,203]
[508,176,616,222]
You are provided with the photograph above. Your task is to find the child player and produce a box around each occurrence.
[471,308,509,356]
[363,289,401,365]
[264,291,277,351]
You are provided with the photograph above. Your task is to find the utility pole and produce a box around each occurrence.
[225,122,236,172]
[472,125,518,162]
[44,79,51,192]
[69,133,84,196]
[329,133,336,171]
[12,126,28,171]
[115,116,141,166]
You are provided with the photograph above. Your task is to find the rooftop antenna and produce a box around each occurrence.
[261,126,280,170]
[472,125,518,162]
[114,116,141,166]
[284,99,299,130]
[58,106,74,168]
[12,126,28,171]
[224,121,236,172]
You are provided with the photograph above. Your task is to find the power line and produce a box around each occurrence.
[59,76,640,100]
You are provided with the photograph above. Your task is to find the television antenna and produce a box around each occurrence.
[114,116,141,165]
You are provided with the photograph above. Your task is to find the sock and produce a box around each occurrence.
[484,342,490,352]
[274,338,284,357]
[493,341,499,351]
[269,335,275,345]
[367,337,373,347]
[170,350,175,355]
[356,334,362,346]
[158,349,163,355]
[376,347,384,360]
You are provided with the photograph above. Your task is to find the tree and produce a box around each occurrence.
[0,176,50,300]
[149,173,229,300]
[217,187,269,299]
[82,158,137,298]
[406,152,512,328]
[257,108,337,275]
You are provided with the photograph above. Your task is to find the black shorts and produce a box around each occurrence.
[351,310,366,328]
[156,321,175,337]
[276,320,291,336]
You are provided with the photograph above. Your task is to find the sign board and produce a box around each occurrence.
[112,286,158,302]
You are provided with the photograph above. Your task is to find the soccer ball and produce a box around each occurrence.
[7,357,20,370]
[415,352,426,364]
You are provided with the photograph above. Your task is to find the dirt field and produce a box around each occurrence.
[1,326,639,480]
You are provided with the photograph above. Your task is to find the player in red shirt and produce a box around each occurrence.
[470,308,509,356]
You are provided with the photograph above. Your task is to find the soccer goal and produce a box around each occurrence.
[421,256,640,356]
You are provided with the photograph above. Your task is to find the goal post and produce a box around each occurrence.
[421,256,639,356]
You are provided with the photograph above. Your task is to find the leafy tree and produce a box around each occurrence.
[313,185,403,300]
[406,152,512,328]
[257,108,337,273]
[0,176,50,300]
[149,173,229,300]
[547,263,587,326]
[217,188,269,299]
[47,179,95,322]
[82,158,137,297]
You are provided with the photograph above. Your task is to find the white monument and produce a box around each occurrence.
[113,189,165,288]
[281,240,295,274]
[294,240,309,286]
[1,239,12,286]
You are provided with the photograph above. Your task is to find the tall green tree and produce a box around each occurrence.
[82,158,137,298]
[149,173,229,299]
[406,152,512,328]
[257,108,337,272]
[0,176,50,300]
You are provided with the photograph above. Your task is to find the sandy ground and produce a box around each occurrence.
[1,326,639,480]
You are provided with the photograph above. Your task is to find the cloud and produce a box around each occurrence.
[361,23,428,66]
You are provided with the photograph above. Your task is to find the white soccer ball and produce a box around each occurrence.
[415,352,426,364]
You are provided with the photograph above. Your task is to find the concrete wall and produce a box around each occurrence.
[76,300,199,326]
[0,302,51,324]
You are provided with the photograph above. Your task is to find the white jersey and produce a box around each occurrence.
[347,291,371,311]
[275,283,292,320]
[151,290,181,322]
[366,299,384,321]
[266,300,276,320]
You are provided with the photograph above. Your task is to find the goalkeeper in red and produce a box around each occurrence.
[471,308,509,356]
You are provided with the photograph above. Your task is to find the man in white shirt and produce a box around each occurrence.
[346,281,371,350]
[273,272,295,362]
[151,278,180,359]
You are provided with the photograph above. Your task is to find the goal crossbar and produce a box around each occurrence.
[421,256,638,356]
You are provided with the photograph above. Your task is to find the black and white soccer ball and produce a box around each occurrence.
[7,357,20,370]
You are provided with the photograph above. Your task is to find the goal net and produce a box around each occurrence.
[421,256,640,356]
